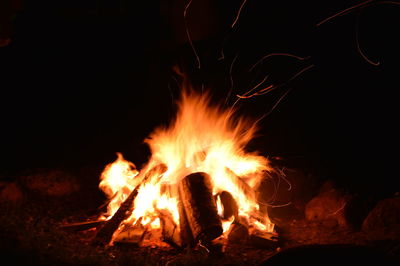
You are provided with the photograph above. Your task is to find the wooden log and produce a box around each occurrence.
[113,225,147,247]
[178,172,223,243]
[227,222,248,244]
[93,188,139,245]
[177,187,195,247]
[158,208,181,248]
[219,191,239,220]
[248,230,279,249]
[93,163,167,245]
[225,167,256,201]
[61,220,105,232]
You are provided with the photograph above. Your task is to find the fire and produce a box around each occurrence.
[99,89,274,244]
[99,152,139,218]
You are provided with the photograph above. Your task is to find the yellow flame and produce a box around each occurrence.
[99,152,139,218]
[99,90,274,240]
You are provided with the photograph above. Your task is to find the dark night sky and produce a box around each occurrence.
[1,1,398,195]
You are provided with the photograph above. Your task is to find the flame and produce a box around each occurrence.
[99,152,139,218]
[99,89,274,241]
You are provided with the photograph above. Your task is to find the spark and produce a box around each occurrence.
[231,0,249,28]
[184,0,201,69]
[253,64,314,123]
[355,12,381,66]
[168,75,180,105]
[316,0,399,27]
[236,74,270,99]
[276,167,292,191]
[218,35,230,61]
[317,1,400,65]
[249,53,310,72]
[317,0,374,26]
[257,86,293,121]
[237,84,274,99]
[225,53,239,105]
[266,202,292,208]
[329,202,348,216]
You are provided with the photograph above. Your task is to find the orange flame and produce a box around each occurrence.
[99,89,274,240]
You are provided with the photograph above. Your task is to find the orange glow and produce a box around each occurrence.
[99,152,139,218]
[98,89,274,243]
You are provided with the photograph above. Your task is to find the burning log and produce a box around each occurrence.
[227,222,249,244]
[219,191,239,220]
[93,188,138,244]
[61,220,105,232]
[158,209,181,248]
[248,230,279,249]
[225,168,256,201]
[177,188,195,247]
[113,225,147,246]
[93,164,167,245]
[178,172,223,243]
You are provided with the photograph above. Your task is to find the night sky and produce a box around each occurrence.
[1,1,398,195]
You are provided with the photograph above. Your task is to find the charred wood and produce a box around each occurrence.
[158,208,181,248]
[93,164,167,245]
[225,168,256,201]
[61,220,105,232]
[227,222,248,244]
[113,225,147,246]
[248,230,279,249]
[219,191,239,220]
[177,189,195,247]
[178,172,223,243]
[93,188,138,245]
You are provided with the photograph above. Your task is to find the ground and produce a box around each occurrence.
[1,168,399,265]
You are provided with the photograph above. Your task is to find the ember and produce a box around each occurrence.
[95,86,275,248]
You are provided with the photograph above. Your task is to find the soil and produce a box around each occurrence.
[1,169,399,265]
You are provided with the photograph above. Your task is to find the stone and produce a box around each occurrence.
[259,168,319,226]
[362,197,400,232]
[19,169,80,197]
[0,182,24,204]
[304,182,351,228]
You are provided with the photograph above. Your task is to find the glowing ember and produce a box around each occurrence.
[98,89,275,244]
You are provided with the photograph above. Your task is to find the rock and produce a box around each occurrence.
[259,168,319,225]
[19,169,80,197]
[0,182,24,204]
[362,197,400,232]
[261,244,390,265]
[304,182,351,228]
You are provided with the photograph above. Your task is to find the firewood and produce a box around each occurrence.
[93,163,167,245]
[248,230,279,249]
[61,220,105,232]
[219,191,239,220]
[225,167,256,201]
[178,172,223,243]
[227,222,248,244]
[158,208,181,248]
[177,187,195,247]
[113,225,147,246]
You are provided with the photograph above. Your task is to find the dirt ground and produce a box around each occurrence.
[1,168,399,265]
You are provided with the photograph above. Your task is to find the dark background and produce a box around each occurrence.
[1,1,398,196]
